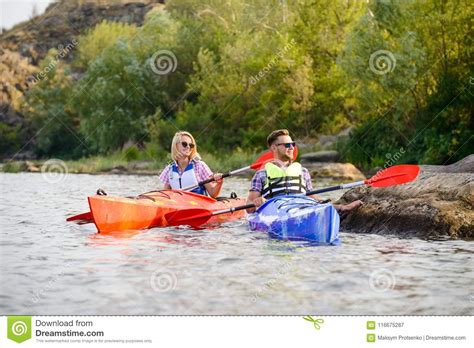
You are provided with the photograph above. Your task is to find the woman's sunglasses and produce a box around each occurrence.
[181,141,195,149]
[276,142,296,149]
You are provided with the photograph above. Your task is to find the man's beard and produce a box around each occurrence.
[281,152,292,161]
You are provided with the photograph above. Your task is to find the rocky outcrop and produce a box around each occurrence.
[0,49,39,157]
[316,127,353,150]
[304,162,365,181]
[300,150,340,163]
[338,155,474,240]
[0,1,162,63]
[0,49,38,123]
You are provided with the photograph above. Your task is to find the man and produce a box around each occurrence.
[246,129,363,213]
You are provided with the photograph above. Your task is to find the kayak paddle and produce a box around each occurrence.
[165,164,420,227]
[181,147,298,191]
[307,164,420,193]
[66,211,93,222]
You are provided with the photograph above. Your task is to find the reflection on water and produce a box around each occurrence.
[0,173,473,315]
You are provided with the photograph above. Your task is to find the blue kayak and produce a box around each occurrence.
[247,195,340,244]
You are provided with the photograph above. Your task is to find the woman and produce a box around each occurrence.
[159,131,223,198]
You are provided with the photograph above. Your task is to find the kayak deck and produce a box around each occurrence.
[247,195,340,244]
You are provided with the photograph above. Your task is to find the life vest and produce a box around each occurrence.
[261,162,307,199]
[168,160,207,195]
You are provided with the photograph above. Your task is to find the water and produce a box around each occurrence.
[0,173,473,315]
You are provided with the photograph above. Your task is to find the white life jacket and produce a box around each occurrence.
[168,160,207,195]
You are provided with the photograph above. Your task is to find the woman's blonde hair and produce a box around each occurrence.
[171,131,200,161]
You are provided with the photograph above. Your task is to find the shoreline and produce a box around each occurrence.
[0,155,371,179]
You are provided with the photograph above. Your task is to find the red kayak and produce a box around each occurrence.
[67,190,246,233]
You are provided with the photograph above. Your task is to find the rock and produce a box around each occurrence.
[316,135,337,149]
[421,154,473,173]
[338,156,474,240]
[128,160,153,170]
[8,151,36,161]
[300,150,340,163]
[0,48,38,129]
[42,16,62,27]
[122,139,136,151]
[304,162,365,181]
[292,139,317,150]
[295,128,354,152]
[25,160,40,172]
[110,165,127,174]
[317,127,354,149]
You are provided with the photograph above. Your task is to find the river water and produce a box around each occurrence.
[0,173,473,315]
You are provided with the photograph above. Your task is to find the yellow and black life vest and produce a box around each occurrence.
[261,162,307,199]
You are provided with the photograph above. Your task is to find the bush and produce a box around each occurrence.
[1,161,25,173]
[0,123,21,157]
[75,21,137,68]
[122,145,140,161]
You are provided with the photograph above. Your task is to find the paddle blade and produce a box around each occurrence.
[67,211,93,222]
[250,151,274,170]
[165,209,213,227]
[293,146,298,160]
[367,165,420,187]
[250,147,299,170]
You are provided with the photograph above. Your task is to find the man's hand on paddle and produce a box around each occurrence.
[246,191,265,213]
[252,196,266,207]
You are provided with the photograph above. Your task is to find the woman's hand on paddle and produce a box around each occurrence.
[205,173,224,198]
[213,173,224,183]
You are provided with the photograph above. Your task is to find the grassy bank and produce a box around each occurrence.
[0,148,259,175]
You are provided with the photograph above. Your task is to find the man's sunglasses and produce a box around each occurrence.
[181,141,195,149]
[276,142,296,149]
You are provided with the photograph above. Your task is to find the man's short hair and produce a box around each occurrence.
[267,129,290,147]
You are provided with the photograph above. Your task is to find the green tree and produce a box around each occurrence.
[76,20,137,68]
[22,49,83,157]
[73,9,180,153]
[0,123,22,157]
[339,0,472,167]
